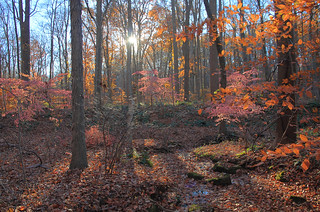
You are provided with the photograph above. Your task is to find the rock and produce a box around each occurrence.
[212,163,241,174]
[212,163,231,173]
[187,172,204,180]
[228,165,242,173]
[207,174,231,186]
[290,196,307,204]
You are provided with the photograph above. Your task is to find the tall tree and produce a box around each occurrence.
[183,0,191,101]
[275,0,297,144]
[19,0,30,80]
[204,0,227,134]
[257,0,269,81]
[48,0,59,79]
[171,0,179,94]
[203,0,226,89]
[94,0,102,107]
[209,0,219,96]
[238,0,248,68]
[70,0,88,169]
[126,0,133,98]
[0,3,11,78]
[12,0,21,78]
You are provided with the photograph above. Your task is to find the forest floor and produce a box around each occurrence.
[0,104,319,211]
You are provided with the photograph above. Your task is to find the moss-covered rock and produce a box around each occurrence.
[207,174,231,186]
[212,163,241,174]
[187,172,204,180]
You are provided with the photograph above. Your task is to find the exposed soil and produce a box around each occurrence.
[0,105,319,211]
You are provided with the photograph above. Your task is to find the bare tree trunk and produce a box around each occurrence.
[105,22,113,102]
[204,0,227,134]
[19,0,30,81]
[275,0,297,144]
[12,0,21,78]
[49,0,57,80]
[239,0,248,69]
[2,13,11,78]
[70,0,88,170]
[64,0,70,89]
[183,0,191,102]
[209,0,219,96]
[126,0,133,99]
[171,0,179,94]
[94,0,103,107]
[257,0,269,81]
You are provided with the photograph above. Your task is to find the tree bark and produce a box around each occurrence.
[49,0,58,80]
[209,0,219,96]
[12,0,21,78]
[70,0,88,170]
[171,0,180,94]
[126,0,133,99]
[94,0,103,107]
[183,0,191,102]
[239,0,248,69]
[257,0,269,81]
[204,0,227,134]
[19,0,30,80]
[203,0,226,89]
[275,0,297,144]
[105,22,113,102]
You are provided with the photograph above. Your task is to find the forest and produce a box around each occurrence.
[0,0,319,211]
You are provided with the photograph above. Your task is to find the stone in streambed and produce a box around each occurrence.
[207,174,231,186]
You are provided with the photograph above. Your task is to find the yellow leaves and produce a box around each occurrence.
[282,14,289,22]
[300,134,308,142]
[293,148,300,156]
[232,5,237,11]
[237,2,243,10]
[276,4,287,10]
[301,158,310,172]
[219,50,225,57]
[156,28,164,37]
[281,44,286,52]
[282,100,294,110]
[243,102,249,110]
[265,98,278,109]
[198,109,203,115]
[250,14,260,23]
[298,39,303,45]
[281,43,293,53]
[178,70,184,78]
